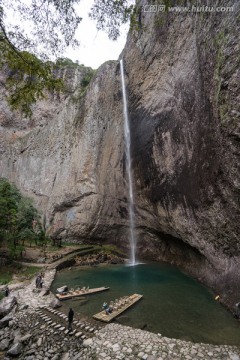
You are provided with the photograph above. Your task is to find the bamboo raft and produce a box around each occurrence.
[93,293,143,323]
[56,286,109,300]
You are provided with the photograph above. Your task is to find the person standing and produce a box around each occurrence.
[39,273,44,288]
[235,302,240,318]
[68,308,74,332]
[5,286,10,297]
[36,274,41,288]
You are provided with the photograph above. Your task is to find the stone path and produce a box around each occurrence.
[81,323,240,360]
[11,269,56,308]
[0,281,29,293]
[1,307,85,359]
[2,311,240,360]
[37,306,98,340]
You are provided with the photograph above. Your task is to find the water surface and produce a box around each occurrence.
[51,262,240,345]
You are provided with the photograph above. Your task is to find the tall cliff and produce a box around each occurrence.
[0,1,239,308]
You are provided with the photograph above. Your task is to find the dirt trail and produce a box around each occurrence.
[13,245,97,269]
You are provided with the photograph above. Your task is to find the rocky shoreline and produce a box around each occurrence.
[1,269,240,359]
[75,252,125,267]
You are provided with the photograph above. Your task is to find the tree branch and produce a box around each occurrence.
[0,22,31,66]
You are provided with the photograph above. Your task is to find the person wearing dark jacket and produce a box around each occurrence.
[5,286,10,297]
[68,308,74,331]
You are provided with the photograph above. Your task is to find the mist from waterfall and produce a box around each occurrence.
[120,58,136,266]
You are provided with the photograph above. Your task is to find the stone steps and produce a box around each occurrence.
[36,306,99,341]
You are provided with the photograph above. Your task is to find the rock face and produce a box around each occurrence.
[0,0,239,308]
[0,61,127,243]
[122,0,240,307]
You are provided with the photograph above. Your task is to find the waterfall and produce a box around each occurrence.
[120,59,137,265]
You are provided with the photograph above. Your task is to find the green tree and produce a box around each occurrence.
[0,178,45,257]
[89,0,135,40]
[0,178,20,238]
[17,197,41,247]
[56,58,80,67]
[17,197,39,231]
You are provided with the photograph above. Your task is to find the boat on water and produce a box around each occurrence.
[93,293,143,323]
[56,286,109,300]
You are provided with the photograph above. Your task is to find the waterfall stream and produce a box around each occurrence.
[120,59,137,265]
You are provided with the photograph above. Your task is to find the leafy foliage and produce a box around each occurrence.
[81,68,95,88]
[0,0,81,115]
[90,0,135,40]
[0,179,20,234]
[0,0,81,59]
[55,58,80,68]
[0,178,46,257]
[0,47,63,116]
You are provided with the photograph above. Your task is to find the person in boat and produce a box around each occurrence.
[102,302,112,315]
[68,308,74,331]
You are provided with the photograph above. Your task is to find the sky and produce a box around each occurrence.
[63,0,130,69]
[4,0,129,70]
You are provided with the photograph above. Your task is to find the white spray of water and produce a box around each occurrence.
[120,58,137,265]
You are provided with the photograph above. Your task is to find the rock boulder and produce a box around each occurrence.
[0,296,17,318]
[7,342,23,356]
[49,298,62,309]
[0,314,13,328]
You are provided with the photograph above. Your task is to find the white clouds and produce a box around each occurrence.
[63,0,129,69]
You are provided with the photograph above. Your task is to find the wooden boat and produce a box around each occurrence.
[93,293,143,323]
[56,286,109,300]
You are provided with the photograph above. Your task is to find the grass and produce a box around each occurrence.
[0,263,41,285]
[0,270,12,285]
[21,265,41,278]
